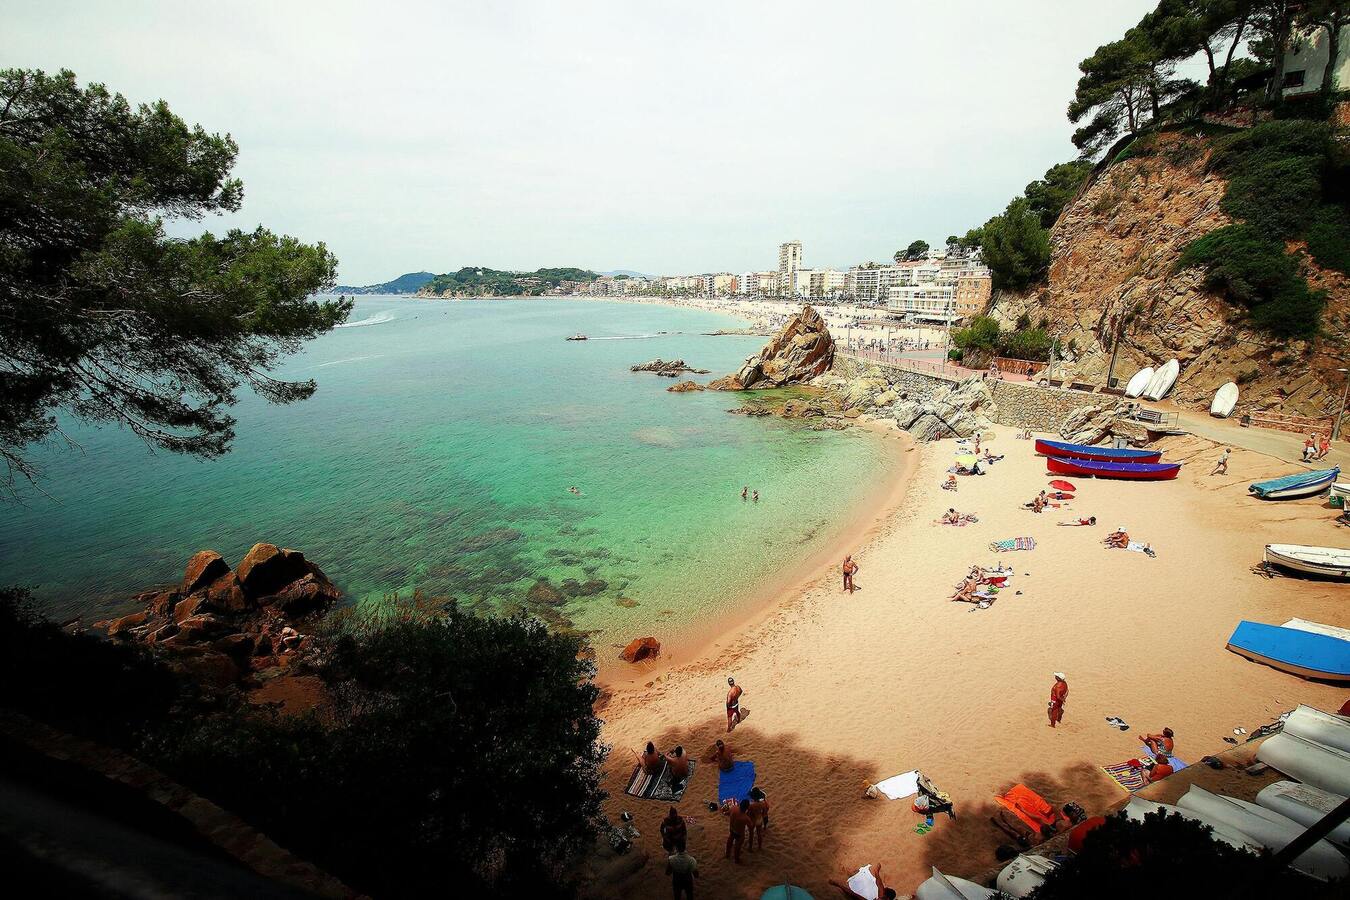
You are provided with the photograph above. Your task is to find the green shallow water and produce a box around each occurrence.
[0,298,898,651]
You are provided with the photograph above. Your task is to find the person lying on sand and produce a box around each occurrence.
[951,575,981,603]
[830,863,897,900]
[1143,727,1175,757]
[1058,516,1097,526]
[1140,753,1174,785]
[940,508,961,525]
[983,450,1004,463]
[942,474,958,491]
[640,741,664,776]
[1104,526,1129,548]
[1024,491,1048,513]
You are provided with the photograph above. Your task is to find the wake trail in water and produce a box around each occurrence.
[588,332,676,341]
[336,311,397,328]
[313,354,381,369]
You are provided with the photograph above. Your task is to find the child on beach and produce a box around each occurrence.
[1210,447,1230,475]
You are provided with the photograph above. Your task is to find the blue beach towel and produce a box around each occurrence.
[718,760,757,803]
[1139,745,1187,772]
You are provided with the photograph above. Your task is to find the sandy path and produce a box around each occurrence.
[593,427,1347,899]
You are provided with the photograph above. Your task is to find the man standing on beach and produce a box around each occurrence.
[726,677,743,732]
[842,555,859,593]
[1048,672,1068,728]
[666,844,698,899]
[725,799,752,864]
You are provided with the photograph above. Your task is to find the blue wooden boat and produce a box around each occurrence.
[1248,467,1340,500]
[1046,456,1181,480]
[1034,438,1162,463]
[1226,621,1350,683]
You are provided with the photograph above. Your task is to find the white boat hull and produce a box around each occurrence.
[1176,786,1349,881]
[995,855,1056,898]
[1123,798,1263,853]
[1265,544,1350,577]
[1256,781,1350,847]
[1210,381,1239,417]
[1283,618,1350,642]
[1256,732,1350,796]
[916,867,995,900]
[1143,359,1179,401]
[1124,366,1154,399]
[1283,704,1350,754]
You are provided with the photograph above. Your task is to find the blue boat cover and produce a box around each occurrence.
[1038,439,1159,460]
[1249,467,1339,497]
[1227,621,1350,678]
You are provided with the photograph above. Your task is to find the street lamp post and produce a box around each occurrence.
[1334,368,1350,444]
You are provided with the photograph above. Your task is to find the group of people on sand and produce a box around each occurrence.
[1046,671,1178,784]
[937,507,977,526]
[951,563,1010,604]
[740,486,759,503]
[1303,432,1332,462]
[639,676,770,897]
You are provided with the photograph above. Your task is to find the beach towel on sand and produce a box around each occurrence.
[990,537,1036,553]
[846,865,880,900]
[624,759,696,801]
[1102,761,1146,792]
[874,770,920,801]
[718,760,757,803]
[1139,745,1187,773]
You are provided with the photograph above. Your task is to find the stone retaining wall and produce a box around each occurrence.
[833,355,1109,432]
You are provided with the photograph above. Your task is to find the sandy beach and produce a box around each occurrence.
[594,425,1347,899]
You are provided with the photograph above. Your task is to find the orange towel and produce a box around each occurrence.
[994,784,1063,833]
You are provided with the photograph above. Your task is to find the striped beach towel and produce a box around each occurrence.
[1102,761,1145,792]
[990,537,1037,553]
[623,759,696,801]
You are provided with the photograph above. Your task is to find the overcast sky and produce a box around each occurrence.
[5,0,1161,284]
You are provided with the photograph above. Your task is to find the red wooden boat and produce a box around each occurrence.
[1046,455,1181,481]
[1034,438,1162,464]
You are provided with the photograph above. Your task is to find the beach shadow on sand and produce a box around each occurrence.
[593,716,890,900]
[918,760,1120,878]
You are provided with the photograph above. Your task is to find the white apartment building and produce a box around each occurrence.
[847,266,881,302]
[887,284,959,323]
[1282,24,1349,96]
[810,269,847,298]
[778,240,803,297]
[711,273,736,296]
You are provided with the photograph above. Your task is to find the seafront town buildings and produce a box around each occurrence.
[565,238,993,322]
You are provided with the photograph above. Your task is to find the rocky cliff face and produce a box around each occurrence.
[709,305,835,390]
[992,131,1350,419]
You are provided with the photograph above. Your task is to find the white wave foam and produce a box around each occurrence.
[336,311,397,328]
[313,354,380,369]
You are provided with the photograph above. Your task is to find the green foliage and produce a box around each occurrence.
[0,68,349,492]
[951,315,1001,353]
[895,239,930,262]
[999,327,1053,361]
[148,601,606,896]
[1179,224,1325,338]
[980,199,1053,292]
[423,266,599,296]
[1305,207,1350,273]
[1024,160,1095,228]
[1032,809,1331,899]
[0,587,184,745]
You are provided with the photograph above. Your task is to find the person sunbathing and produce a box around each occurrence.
[940,508,961,525]
[706,739,735,773]
[640,741,664,776]
[1143,728,1175,757]
[942,474,958,491]
[1140,754,1174,785]
[1058,516,1097,526]
[951,576,981,603]
[1104,527,1129,548]
[665,745,690,790]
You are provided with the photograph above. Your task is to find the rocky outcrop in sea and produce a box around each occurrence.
[96,543,341,689]
[708,306,834,390]
[631,358,709,376]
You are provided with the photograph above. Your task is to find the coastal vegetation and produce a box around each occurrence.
[0,68,350,495]
[421,266,599,297]
[951,314,1054,362]
[0,588,607,896]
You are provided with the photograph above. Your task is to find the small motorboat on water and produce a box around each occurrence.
[1034,438,1162,463]
[1046,456,1180,480]
[1263,544,1350,579]
[1248,467,1339,499]
[1225,620,1350,683]
[565,333,589,341]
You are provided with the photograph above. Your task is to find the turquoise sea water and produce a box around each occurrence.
[0,298,897,652]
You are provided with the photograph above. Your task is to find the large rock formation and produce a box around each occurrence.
[708,306,834,390]
[890,376,997,441]
[990,129,1350,420]
[1059,402,1152,446]
[97,542,341,689]
[631,358,709,375]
